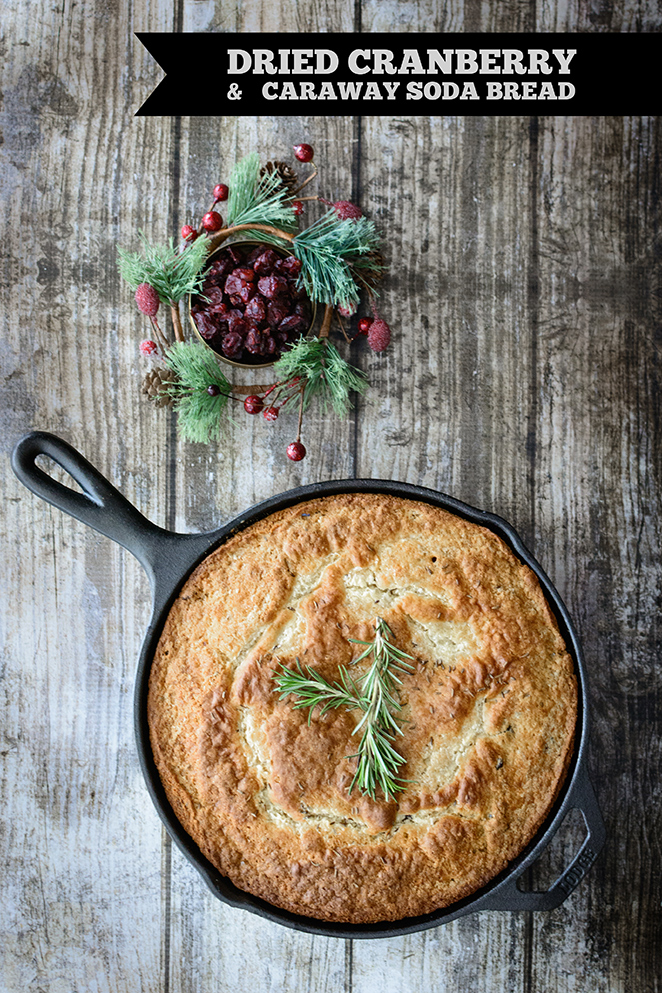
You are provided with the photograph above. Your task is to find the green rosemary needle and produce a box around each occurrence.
[273,618,414,802]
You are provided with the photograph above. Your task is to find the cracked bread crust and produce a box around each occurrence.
[148,494,577,924]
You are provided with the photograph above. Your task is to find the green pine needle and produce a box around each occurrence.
[163,342,232,444]
[292,210,382,308]
[118,232,210,305]
[273,618,414,802]
[273,337,368,417]
[226,152,298,233]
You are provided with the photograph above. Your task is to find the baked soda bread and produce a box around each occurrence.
[147,493,577,923]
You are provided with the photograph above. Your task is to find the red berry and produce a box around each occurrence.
[357,317,373,335]
[367,318,391,352]
[291,200,304,216]
[287,441,306,461]
[333,200,362,221]
[207,384,221,396]
[139,339,158,356]
[338,302,357,318]
[244,395,264,415]
[293,143,314,163]
[135,283,160,316]
[181,224,197,241]
[263,406,279,422]
[213,183,229,202]
[202,211,224,232]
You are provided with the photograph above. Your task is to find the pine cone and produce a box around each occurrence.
[141,367,176,408]
[260,160,299,194]
[354,250,386,290]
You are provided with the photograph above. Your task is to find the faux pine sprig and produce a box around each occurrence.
[120,141,394,460]
[273,337,368,417]
[118,232,210,304]
[226,152,299,232]
[118,232,210,343]
[274,618,414,802]
[163,341,233,444]
[292,210,382,310]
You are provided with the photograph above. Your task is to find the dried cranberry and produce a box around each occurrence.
[258,275,288,299]
[237,281,255,304]
[245,295,266,323]
[205,287,224,307]
[224,273,246,297]
[264,335,277,354]
[222,332,244,358]
[253,249,279,275]
[194,312,220,341]
[227,314,248,338]
[245,246,264,266]
[267,300,289,327]
[274,255,302,278]
[232,267,255,283]
[279,314,305,335]
[209,302,231,322]
[245,328,263,355]
[207,258,233,284]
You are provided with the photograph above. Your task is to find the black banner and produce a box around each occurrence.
[136,33,659,117]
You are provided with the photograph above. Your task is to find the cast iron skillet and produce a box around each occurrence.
[12,431,605,939]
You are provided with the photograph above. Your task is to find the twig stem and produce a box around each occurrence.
[170,303,185,343]
[318,304,333,339]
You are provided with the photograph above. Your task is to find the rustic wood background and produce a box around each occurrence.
[1,1,660,990]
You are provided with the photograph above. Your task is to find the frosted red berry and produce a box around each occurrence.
[333,200,362,221]
[139,339,158,356]
[135,283,160,316]
[338,302,357,318]
[244,395,264,415]
[263,406,280,422]
[293,143,314,163]
[202,211,224,232]
[357,317,373,335]
[213,184,229,202]
[291,200,304,216]
[287,441,306,461]
[181,224,197,241]
[367,318,391,352]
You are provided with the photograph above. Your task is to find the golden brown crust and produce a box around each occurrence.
[147,494,577,923]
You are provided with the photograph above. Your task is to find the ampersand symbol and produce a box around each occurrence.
[227,83,242,100]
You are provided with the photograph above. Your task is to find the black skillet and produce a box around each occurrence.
[12,431,605,938]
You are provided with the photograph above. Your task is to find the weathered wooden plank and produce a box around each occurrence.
[1,2,179,991]
[529,114,662,993]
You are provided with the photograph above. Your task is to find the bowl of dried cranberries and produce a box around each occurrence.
[188,240,316,368]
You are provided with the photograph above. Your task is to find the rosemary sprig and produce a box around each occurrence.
[274,658,362,718]
[347,620,415,800]
[273,618,414,802]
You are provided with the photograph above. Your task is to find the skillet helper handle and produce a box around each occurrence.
[11,431,211,594]
[479,763,606,913]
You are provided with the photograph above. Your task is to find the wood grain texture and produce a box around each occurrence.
[1,0,661,990]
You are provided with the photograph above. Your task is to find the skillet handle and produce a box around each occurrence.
[11,431,212,596]
[478,763,606,913]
